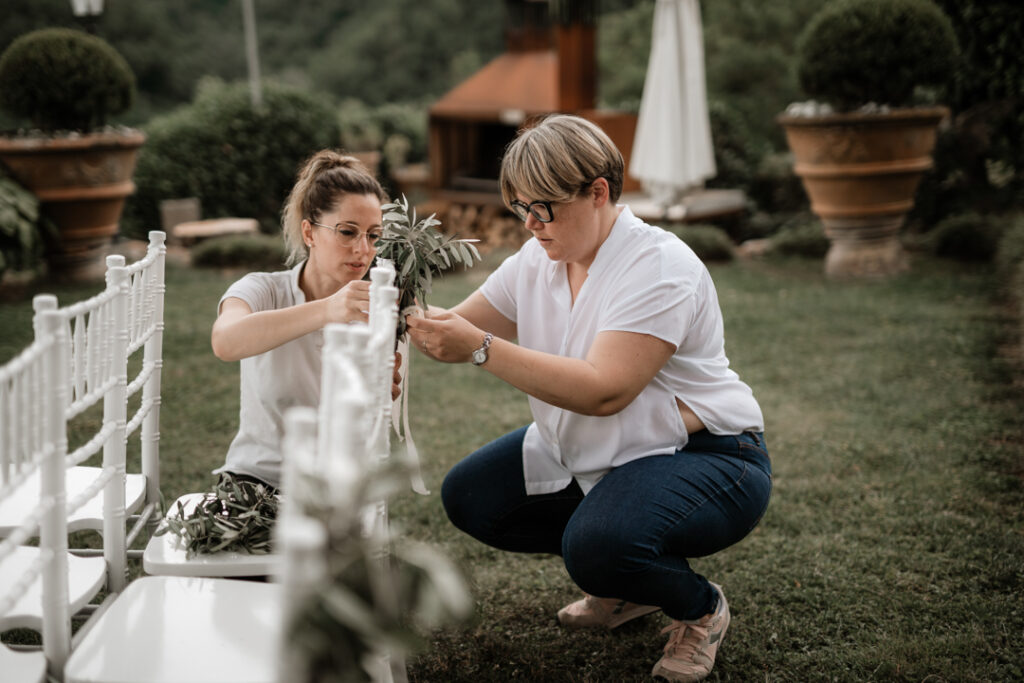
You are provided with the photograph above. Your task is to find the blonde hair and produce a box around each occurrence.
[281,150,387,266]
[499,114,624,208]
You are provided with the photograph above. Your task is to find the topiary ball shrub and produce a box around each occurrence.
[929,212,1003,262]
[122,79,339,239]
[0,28,134,133]
[190,234,287,271]
[797,0,958,111]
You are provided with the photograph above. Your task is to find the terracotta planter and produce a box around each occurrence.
[777,107,947,279]
[0,129,145,281]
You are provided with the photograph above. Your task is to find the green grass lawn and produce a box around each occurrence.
[1,251,1021,681]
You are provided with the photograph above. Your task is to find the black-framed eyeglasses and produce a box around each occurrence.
[509,178,608,224]
[509,199,554,224]
[308,220,382,247]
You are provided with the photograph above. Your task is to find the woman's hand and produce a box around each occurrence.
[392,351,403,401]
[324,280,371,325]
[405,309,482,363]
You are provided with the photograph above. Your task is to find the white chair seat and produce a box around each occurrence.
[0,468,147,536]
[143,494,281,577]
[0,547,106,631]
[64,576,282,683]
[0,643,46,683]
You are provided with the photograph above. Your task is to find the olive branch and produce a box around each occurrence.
[376,195,481,339]
[155,473,278,557]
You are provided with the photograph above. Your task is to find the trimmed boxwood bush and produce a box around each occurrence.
[929,212,1003,261]
[0,28,134,132]
[665,224,735,262]
[797,0,958,110]
[190,234,287,271]
[769,214,831,258]
[122,79,339,238]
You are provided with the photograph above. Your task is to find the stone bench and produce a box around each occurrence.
[171,217,260,245]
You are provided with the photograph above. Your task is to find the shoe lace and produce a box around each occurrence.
[661,620,709,658]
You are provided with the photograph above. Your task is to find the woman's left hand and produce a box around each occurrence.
[405,309,481,363]
[392,351,403,400]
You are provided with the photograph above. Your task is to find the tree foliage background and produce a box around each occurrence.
[2,0,1020,233]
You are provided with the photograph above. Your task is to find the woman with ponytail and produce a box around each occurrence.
[210,149,398,490]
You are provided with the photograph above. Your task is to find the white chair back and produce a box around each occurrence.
[32,231,167,587]
[0,310,72,680]
[120,231,167,518]
[276,261,405,683]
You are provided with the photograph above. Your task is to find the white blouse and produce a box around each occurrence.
[479,206,763,495]
[215,261,322,488]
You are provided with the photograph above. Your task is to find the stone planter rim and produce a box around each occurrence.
[776,105,949,128]
[0,127,146,153]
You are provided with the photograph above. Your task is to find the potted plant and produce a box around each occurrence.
[0,27,144,281]
[777,0,958,279]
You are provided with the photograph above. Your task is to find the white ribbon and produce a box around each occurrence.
[393,306,429,495]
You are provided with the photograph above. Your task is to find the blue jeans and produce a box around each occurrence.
[441,427,772,620]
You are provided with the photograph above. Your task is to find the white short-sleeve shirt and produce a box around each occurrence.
[479,206,763,495]
[214,261,322,488]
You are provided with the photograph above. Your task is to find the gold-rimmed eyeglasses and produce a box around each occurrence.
[308,220,382,247]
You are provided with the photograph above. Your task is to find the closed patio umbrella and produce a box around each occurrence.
[629,0,716,208]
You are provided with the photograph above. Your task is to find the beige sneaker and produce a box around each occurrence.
[557,594,661,629]
[651,583,730,682]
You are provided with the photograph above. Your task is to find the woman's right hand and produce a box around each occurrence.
[324,280,371,325]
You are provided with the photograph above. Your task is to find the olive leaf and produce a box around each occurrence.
[376,194,481,340]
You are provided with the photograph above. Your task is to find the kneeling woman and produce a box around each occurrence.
[406,115,771,682]
[211,150,398,491]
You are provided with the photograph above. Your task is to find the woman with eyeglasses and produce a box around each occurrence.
[210,149,399,492]
[405,115,770,682]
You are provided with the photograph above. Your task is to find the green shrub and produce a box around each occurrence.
[929,212,1003,262]
[0,167,44,277]
[914,0,1024,221]
[994,216,1024,353]
[995,215,1024,280]
[706,99,764,195]
[666,224,735,262]
[748,152,809,215]
[769,215,830,258]
[190,234,287,271]
[122,78,338,239]
[797,0,959,110]
[0,28,134,132]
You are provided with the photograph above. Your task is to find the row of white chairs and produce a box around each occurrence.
[1,238,405,682]
[0,231,167,682]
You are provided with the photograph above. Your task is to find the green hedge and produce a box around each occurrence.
[190,234,287,271]
[665,224,735,262]
[122,78,339,239]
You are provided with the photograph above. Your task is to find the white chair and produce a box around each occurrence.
[277,262,406,682]
[0,232,167,588]
[0,310,86,682]
[141,261,400,580]
[65,264,402,683]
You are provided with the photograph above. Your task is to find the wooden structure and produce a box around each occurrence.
[426,0,639,246]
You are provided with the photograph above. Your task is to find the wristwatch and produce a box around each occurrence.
[471,332,494,366]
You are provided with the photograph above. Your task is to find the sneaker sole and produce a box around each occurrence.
[558,603,662,630]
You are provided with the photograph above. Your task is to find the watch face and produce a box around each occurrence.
[472,348,486,365]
